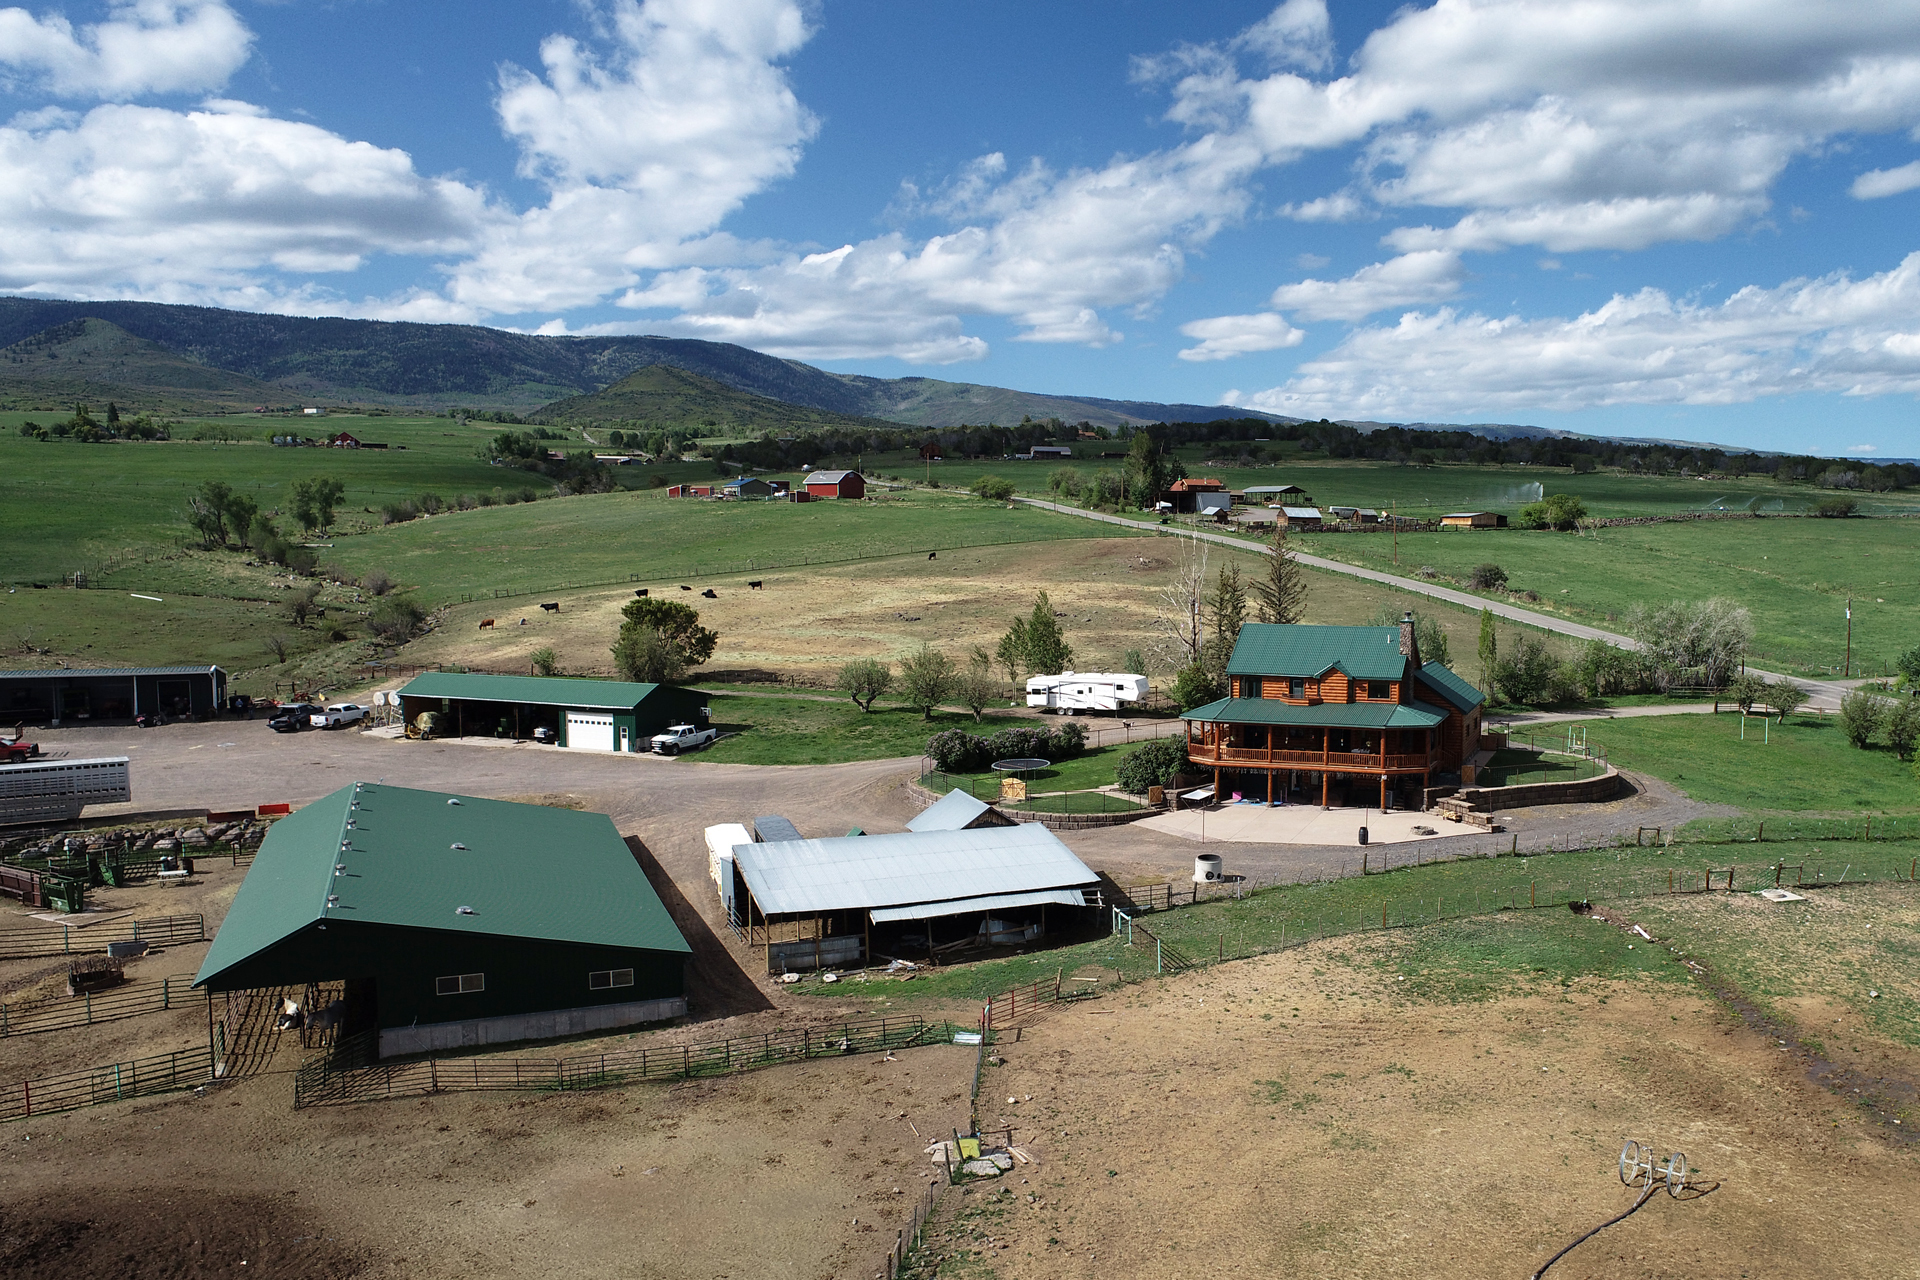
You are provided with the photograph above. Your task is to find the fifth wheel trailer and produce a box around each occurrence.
[1025,672,1149,713]
[0,756,132,825]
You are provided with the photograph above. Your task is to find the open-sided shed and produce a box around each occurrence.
[397,672,706,751]
[194,782,690,1057]
[727,815,1101,972]
[0,665,226,723]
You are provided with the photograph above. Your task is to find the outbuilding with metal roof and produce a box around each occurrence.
[194,782,690,1057]
[397,672,707,751]
[802,469,866,499]
[0,665,227,723]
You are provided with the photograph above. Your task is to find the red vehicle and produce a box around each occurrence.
[0,738,42,764]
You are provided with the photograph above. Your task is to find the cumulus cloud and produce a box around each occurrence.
[1230,252,1920,417]
[1177,311,1305,361]
[0,0,250,99]
[1268,249,1465,321]
[1851,160,1920,200]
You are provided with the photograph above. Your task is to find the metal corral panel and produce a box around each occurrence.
[0,756,131,824]
[868,888,1091,923]
[753,815,802,843]
[731,824,1097,917]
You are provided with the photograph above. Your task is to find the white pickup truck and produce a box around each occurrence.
[650,723,718,755]
[311,703,368,729]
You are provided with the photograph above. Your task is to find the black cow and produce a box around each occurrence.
[679,585,692,591]
[634,588,649,597]
[747,580,764,590]
[701,589,717,599]
[928,551,937,560]
[540,602,560,613]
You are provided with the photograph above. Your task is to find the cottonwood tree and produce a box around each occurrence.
[1838,689,1884,749]
[1765,679,1808,723]
[615,598,717,682]
[1886,698,1920,763]
[953,648,1000,722]
[898,644,955,720]
[1153,537,1209,671]
[290,477,346,533]
[612,626,686,685]
[1625,598,1753,690]
[1253,526,1308,624]
[836,658,892,712]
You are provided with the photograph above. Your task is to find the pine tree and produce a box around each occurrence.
[1253,527,1308,624]
[1203,562,1248,678]
[1020,591,1074,674]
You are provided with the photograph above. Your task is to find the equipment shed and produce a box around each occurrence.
[0,665,226,724]
[194,783,690,1058]
[397,672,707,751]
[802,469,866,499]
[727,816,1100,972]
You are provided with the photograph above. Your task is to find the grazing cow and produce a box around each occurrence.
[679,585,692,591]
[479,618,495,630]
[701,588,717,599]
[928,551,937,560]
[540,601,560,613]
[747,580,763,590]
[634,588,649,597]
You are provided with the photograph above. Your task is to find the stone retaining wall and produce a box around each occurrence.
[1454,765,1622,812]
[905,778,1160,830]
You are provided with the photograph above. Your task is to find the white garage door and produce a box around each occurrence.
[565,712,616,752]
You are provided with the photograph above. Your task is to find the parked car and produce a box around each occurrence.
[269,703,320,733]
[649,723,719,755]
[311,703,368,729]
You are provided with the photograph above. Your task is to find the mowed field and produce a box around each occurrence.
[407,534,1496,688]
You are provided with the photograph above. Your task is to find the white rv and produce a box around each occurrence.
[1025,672,1149,713]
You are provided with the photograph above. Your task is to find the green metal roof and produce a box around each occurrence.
[195,783,687,988]
[1226,624,1409,680]
[398,671,682,710]
[1180,697,1447,729]
[1415,661,1486,713]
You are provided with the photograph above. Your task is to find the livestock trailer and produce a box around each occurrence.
[0,756,132,825]
[1025,672,1150,713]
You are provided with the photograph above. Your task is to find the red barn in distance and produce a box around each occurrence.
[803,469,866,500]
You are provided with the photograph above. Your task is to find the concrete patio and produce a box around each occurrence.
[1135,802,1454,846]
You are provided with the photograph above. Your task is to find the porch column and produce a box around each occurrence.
[1321,771,1328,809]
[1266,769,1274,806]
[1379,774,1387,810]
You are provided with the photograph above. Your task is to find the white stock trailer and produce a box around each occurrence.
[1024,671,1150,713]
[704,822,752,922]
[0,756,132,825]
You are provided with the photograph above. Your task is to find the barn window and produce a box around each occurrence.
[435,973,485,995]
[589,968,635,990]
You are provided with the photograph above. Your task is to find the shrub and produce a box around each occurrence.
[417,492,445,515]
[286,546,317,575]
[1170,662,1221,711]
[368,595,426,643]
[529,646,560,677]
[924,723,1086,773]
[360,569,395,596]
[1518,494,1588,530]
[1814,497,1858,518]
[1838,689,1884,748]
[1415,565,1439,579]
[1468,563,1508,590]
[1489,634,1568,706]
[1886,698,1920,763]
[1895,645,1920,687]
[926,729,990,773]
[319,618,353,643]
[971,475,1016,500]
[1765,679,1808,722]
[1115,737,1189,794]
[381,500,418,524]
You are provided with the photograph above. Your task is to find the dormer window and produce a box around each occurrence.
[1368,681,1390,700]
[1289,678,1305,699]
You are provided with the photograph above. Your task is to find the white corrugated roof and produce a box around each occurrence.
[869,888,1091,923]
[1280,506,1322,518]
[731,824,1097,917]
[906,789,993,832]
[804,469,855,485]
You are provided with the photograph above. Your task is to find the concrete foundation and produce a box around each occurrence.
[378,995,686,1058]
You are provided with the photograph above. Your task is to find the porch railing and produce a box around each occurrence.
[1184,744,1439,771]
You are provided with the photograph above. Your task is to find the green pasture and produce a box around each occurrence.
[315,487,1123,606]
[0,583,335,675]
[1303,517,1920,675]
[1560,711,1919,816]
[693,692,1014,766]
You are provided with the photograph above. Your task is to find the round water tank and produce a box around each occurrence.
[1193,853,1223,883]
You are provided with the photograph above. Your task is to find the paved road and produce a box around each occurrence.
[1014,497,1850,710]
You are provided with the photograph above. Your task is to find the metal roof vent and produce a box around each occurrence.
[326,894,339,906]
[334,864,345,874]
[450,843,467,850]
[447,798,463,806]
[455,905,476,916]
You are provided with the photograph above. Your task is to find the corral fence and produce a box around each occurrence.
[293,1015,957,1110]
[1680,815,1920,845]
[0,976,204,1038]
[878,1178,947,1280]
[1,1045,214,1122]
[0,914,205,961]
[916,771,1148,816]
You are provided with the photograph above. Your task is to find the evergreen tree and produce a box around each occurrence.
[1477,608,1498,692]
[1019,591,1074,674]
[1202,562,1247,681]
[1253,527,1308,624]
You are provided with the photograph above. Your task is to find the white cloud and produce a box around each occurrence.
[1268,250,1465,321]
[1294,252,1329,270]
[1280,190,1369,222]
[1177,311,1305,361]
[0,0,251,99]
[1851,160,1920,199]
[1230,252,1920,417]
[1847,443,1879,454]
[1234,0,1334,73]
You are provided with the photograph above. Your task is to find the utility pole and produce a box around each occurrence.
[1845,596,1853,678]
[1391,500,1398,565]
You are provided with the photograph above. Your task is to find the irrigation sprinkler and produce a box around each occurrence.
[1530,1140,1705,1280]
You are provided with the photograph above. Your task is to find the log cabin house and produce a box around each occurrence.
[1181,614,1485,810]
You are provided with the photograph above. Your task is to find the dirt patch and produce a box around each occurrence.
[0,1188,366,1280]
[915,942,1920,1279]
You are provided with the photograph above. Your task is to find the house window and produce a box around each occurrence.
[589,968,635,990]
[1288,678,1305,699]
[435,973,485,995]
[1240,678,1262,699]
[1368,681,1390,700]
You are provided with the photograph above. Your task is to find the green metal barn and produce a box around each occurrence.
[194,782,690,1057]
[396,672,707,751]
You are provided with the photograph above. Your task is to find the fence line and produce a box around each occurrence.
[293,1015,955,1109]
[0,977,201,1038]
[0,914,205,961]
[879,1178,948,1280]
[1,1045,215,1122]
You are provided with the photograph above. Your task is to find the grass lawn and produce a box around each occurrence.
[1296,516,1920,676]
[1003,791,1143,815]
[1559,711,1920,816]
[930,745,1128,795]
[692,692,1003,765]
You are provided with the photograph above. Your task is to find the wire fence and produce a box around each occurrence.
[293,1015,959,1109]
[1,1045,215,1122]
[1680,815,1920,844]
[0,977,203,1038]
[917,770,1153,815]
[0,914,205,961]
[1479,756,1610,788]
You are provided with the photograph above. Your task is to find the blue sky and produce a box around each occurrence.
[3,1,1920,456]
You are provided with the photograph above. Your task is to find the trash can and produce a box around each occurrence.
[1358,825,1369,846]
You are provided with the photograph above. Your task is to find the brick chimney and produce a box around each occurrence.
[1398,611,1420,667]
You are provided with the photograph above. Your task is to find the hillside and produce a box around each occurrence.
[531,363,905,433]
[0,317,284,411]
